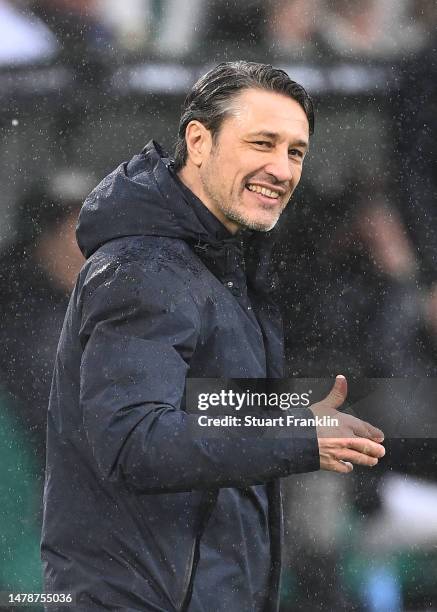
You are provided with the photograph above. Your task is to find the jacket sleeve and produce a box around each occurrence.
[79,261,320,493]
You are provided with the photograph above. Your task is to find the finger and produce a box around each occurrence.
[352,419,384,442]
[326,459,354,474]
[323,375,348,411]
[344,437,386,458]
[334,448,379,467]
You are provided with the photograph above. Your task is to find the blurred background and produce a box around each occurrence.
[1,0,437,610]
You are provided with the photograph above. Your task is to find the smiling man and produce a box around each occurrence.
[177,86,309,233]
[42,61,384,611]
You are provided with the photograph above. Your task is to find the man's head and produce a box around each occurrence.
[175,61,314,233]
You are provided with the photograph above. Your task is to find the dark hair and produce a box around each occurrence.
[173,60,314,172]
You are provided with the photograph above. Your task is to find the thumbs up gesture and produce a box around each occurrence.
[311,375,385,474]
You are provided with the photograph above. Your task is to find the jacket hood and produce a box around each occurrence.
[76,140,229,259]
[76,140,282,304]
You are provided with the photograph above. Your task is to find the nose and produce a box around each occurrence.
[264,149,294,186]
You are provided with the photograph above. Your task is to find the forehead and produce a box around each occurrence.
[226,87,310,142]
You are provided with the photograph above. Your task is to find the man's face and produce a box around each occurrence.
[196,88,310,233]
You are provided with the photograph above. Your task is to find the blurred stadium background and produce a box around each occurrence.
[1,1,437,610]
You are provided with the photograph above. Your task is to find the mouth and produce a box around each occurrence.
[245,182,284,206]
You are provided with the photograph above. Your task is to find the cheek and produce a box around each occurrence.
[206,151,228,185]
[201,157,219,189]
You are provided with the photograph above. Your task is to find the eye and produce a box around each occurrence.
[289,148,304,159]
[253,141,272,148]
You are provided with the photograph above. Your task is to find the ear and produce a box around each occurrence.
[184,121,212,167]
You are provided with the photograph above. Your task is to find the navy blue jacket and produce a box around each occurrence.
[41,141,319,611]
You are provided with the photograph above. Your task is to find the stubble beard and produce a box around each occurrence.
[221,202,281,232]
[200,163,283,233]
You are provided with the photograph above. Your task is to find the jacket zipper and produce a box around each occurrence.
[178,490,219,612]
[178,538,197,611]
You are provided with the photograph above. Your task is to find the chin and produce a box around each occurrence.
[241,220,278,232]
[245,214,279,232]
[224,205,280,232]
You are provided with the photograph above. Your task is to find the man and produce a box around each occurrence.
[42,61,385,611]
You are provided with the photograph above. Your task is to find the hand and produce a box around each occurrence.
[311,375,385,474]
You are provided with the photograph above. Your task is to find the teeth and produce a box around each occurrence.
[247,184,280,199]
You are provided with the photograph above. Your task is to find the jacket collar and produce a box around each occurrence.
[167,163,233,245]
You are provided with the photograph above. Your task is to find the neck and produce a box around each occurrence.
[177,164,240,235]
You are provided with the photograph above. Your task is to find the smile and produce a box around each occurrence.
[246,183,280,199]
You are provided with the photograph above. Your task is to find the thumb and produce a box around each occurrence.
[324,375,348,410]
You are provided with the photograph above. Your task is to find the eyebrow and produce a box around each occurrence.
[247,130,309,150]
